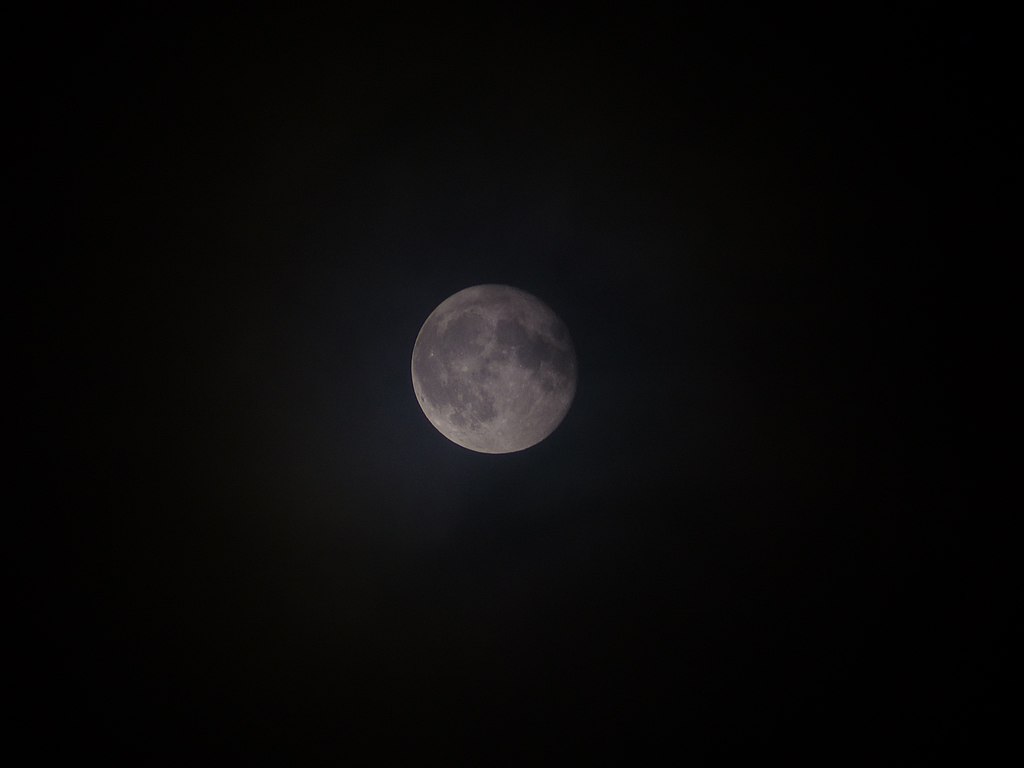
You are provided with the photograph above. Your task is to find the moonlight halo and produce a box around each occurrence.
[411,285,577,454]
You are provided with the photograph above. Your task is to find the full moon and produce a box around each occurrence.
[411,284,577,454]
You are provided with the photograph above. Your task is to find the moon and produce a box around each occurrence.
[411,285,577,454]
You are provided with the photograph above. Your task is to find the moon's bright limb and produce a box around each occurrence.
[411,285,577,453]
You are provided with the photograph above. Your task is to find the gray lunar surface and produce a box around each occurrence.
[411,284,577,453]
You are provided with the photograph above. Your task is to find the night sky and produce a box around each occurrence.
[26,5,1001,763]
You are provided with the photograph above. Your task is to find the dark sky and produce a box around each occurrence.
[26,4,1000,763]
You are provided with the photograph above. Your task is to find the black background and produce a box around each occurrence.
[25,4,1002,763]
